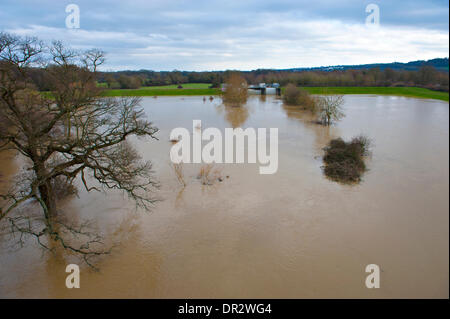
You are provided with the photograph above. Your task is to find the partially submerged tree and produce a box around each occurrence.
[223,73,248,106]
[0,32,158,267]
[283,83,316,111]
[315,94,345,125]
[283,83,301,105]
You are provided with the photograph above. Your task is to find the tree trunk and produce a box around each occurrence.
[33,158,57,217]
[38,180,57,217]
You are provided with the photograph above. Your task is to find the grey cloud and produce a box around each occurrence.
[0,0,448,70]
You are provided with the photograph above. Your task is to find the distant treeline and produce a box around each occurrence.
[96,65,448,92]
[28,60,449,92]
[282,57,449,72]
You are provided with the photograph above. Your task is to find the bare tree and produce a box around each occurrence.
[315,94,345,125]
[223,73,248,107]
[0,32,158,267]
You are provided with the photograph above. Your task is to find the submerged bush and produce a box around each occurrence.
[283,84,316,111]
[283,84,301,105]
[322,135,371,183]
[197,164,222,185]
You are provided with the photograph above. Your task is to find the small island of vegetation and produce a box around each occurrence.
[322,136,372,183]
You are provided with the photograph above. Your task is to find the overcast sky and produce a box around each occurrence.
[0,0,448,71]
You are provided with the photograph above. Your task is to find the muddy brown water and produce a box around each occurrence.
[0,95,448,298]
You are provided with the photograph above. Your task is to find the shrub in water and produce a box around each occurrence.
[322,135,371,183]
[283,84,316,111]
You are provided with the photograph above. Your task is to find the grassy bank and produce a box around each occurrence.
[100,85,448,101]
[143,83,212,89]
[302,87,449,101]
[102,84,221,96]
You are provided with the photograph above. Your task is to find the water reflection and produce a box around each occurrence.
[281,104,339,153]
[216,103,250,128]
[0,150,18,193]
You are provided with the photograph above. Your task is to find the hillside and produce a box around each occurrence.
[283,58,449,72]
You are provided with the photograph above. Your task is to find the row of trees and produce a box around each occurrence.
[25,58,448,92]
[94,65,449,92]
[249,66,448,91]
[100,70,221,88]
[96,73,143,89]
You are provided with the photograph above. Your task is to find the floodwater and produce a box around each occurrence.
[0,95,448,298]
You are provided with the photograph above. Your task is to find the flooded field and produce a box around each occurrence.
[0,95,448,298]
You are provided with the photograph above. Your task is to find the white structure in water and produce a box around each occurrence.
[248,83,281,95]
[222,82,281,95]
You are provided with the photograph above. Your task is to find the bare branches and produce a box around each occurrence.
[50,40,78,67]
[315,94,345,125]
[0,192,34,222]
[83,49,105,72]
[0,32,44,68]
[0,32,160,268]
[5,213,110,270]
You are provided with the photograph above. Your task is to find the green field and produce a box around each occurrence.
[301,87,449,101]
[103,87,220,96]
[143,83,212,89]
[101,84,448,101]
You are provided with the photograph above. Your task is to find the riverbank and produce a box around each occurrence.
[103,87,222,96]
[302,87,449,101]
[101,86,449,101]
